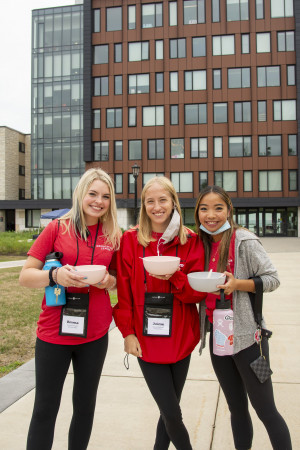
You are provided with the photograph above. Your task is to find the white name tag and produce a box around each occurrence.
[61,315,85,335]
[148,317,170,335]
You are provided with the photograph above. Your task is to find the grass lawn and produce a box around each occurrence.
[0,265,118,378]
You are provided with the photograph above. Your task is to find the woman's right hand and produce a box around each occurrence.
[57,265,88,288]
[124,334,143,358]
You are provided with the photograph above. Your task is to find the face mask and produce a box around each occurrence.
[200,220,231,236]
[157,208,181,255]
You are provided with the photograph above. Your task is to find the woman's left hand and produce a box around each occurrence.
[217,271,237,295]
[94,271,116,290]
[149,273,174,281]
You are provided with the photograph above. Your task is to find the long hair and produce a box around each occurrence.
[194,185,239,271]
[60,168,120,250]
[137,176,187,247]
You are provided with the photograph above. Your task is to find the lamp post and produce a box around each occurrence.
[132,163,140,224]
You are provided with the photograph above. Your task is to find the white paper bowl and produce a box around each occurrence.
[187,272,226,293]
[74,265,106,285]
[142,256,180,276]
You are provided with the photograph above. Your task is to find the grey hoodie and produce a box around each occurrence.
[199,228,280,355]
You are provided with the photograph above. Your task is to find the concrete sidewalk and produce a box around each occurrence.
[0,240,299,449]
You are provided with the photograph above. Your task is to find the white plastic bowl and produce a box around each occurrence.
[142,256,180,276]
[74,265,106,285]
[187,272,226,293]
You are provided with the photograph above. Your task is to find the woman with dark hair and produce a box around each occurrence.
[19,168,121,450]
[194,185,292,450]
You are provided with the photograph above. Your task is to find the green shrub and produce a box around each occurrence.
[0,230,39,255]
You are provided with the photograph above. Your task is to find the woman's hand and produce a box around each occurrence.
[124,334,143,358]
[93,271,117,290]
[149,272,175,281]
[217,271,256,295]
[57,265,87,288]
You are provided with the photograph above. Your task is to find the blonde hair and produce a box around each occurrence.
[60,168,120,250]
[137,176,187,247]
[194,185,239,272]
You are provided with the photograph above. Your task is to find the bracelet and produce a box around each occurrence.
[107,276,117,291]
[48,267,57,287]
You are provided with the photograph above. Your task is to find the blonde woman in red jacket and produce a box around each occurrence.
[113,176,205,450]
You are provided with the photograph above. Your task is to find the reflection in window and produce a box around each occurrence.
[215,172,237,191]
[171,172,193,192]
[234,102,251,122]
[184,70,206,90]
[170,105,179,125]
[259,171,282,191]
[128,5,136,30]
[256,33,270,53]
[214,137,222,157]
[114,75,122,95]
[192,37,206,56]
[259,135,281,156]
[114,43,122,63]
[287,65,296,86]
[114,141,123,160]
[129,140,142,160]
[288,135,297,156]
[213,103,227,123]
[271,0,293,18]
[241,34,250,53]
[94,142,109,161]
[277,31,295,52]
[185,104,207,124]
[143,106,164,126]
[106,108,122,128]
[115,174,123,194]
[171,139,184,159]
[128,74,150,94]
[226,0,249,21]
[199,172,208,189]
[143,173,164,185]
[289,170,297,191]
[229,136,252,157]
[148,139,164,159]
[170,39,186,58]
[94,76,108,96]
[156,73,164,93]
[256,0,264,19]
[228,68,250,88]
[93,109,100,128]
[169,1,177,26]
[257,66,280,87]
[155,40,164,59]
[94,45,108,64]
[212,0,220,22]
[213,69,221,89]
[183,0,205,24]
[128,42,149,61]
[257,101,267,122]
[213,35,235,55]
[106,7,122,31]
[244,171,252,192]
[142,3,163,28]
[128,107,136,127]
[273,100,296,121]
[170,72,178,91]
[191,138,207,158]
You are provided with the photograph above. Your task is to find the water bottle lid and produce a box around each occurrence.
[216,289,231,309]
[45,251,63,261]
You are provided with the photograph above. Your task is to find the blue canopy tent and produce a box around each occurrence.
[41,208,70,219]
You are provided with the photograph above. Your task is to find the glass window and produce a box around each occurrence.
[94,76,108,96]
[185,104,207,124]
[212,0,220,22]
[289,170,297,191]
[128,74,150,94]
[257,66,280,87]
[287,65,296,86]
[256,33,271,53]
[94,142,109,161]
[128,42,149,61]
[94,45,108,64]
[142,3,163,28]
[214,137,222,157]
[156,73,164,92]
[199,172,208,189]
[93,109,100,128]
[19,165,25,176]
[183,0,205,24]
[169,1,177,26]
[143,106,164,126]
[256,0,264,18]
[170,72,178,91]
[143,173,164,185]
[213,69,221,89]
[129,140,142,160]
[128,174,135,194]
[184,70,206,90]
[170,105,179,125]
[259,171,282,191]
[93,9,100,32]
[234,102,251,122]
[106,6,122,31]
[271,0,294,18]
[170,38,186,58]
[155,40,164,59]
[241,34,250,53]
[228,68,250,88]
[192,37,206,57]
[258,101,267,121]
[106,108,122,128]
[229,136,252,156]
[273,100,296,121]
[213,103,228,123]
[115,174,123,194]
[148,139,164,159]
[277,31,295,52]
[128,107,136,127]
[114,43,122,63]
[114,141,123,160]
[226,0,249,21]
[114,75,122,95]
[190,138,207,158]
[128,5,136,29]
[171,172,193,192]
[288,135,297,156]
[214,171,237,191]
[26,210,41,228]
[259,135,281,156]
[171,139,184,159]
[19,142,25,153]
[213,35,235,55]
[244,171,252,191]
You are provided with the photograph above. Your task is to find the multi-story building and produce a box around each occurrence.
[83,0,299,236]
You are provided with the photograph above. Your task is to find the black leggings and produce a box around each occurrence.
[209,332,292,450]
[27,335,108,450]
[138,355,192,450]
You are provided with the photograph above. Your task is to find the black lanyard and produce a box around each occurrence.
[74,221,100,266]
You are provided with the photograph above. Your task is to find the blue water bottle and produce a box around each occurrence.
[43,252,66,306]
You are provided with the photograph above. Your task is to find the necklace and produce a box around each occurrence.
[211,242,220,263]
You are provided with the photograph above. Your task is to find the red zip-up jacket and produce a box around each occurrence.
[113,228,205,364]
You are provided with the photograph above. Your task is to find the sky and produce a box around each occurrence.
[0,0,80,135]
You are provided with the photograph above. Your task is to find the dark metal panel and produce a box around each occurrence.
[83,0,93,162]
